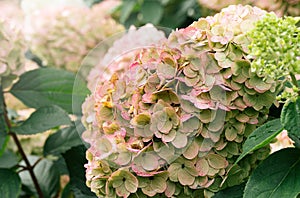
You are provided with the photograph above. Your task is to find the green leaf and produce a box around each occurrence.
[120,0,137,23]
[63,145,97,198]
[44,124,83,156]
[83,0,102,7]
[13,105,71,135]
[0,150,19,169]
[0,168,21,198]
[140,0,163,24]
[10,68,89,114]
[244,148,300,198]
[0,132,8,157]
[19,156,60,198]
[235,119,283,164]
[53,156,69,175]
[61,182,73,198]
[213,183,245,198]
[0,86,9,156]
[281,98,300,145]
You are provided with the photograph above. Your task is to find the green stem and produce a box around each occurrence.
[290,72,300,95]
[1,87,44,198]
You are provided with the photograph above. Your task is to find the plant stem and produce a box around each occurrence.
[290,72,300,95]
[1,88,44,198]
[7,129,44,198]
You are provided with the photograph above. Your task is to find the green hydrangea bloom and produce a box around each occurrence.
[248,13,300,80]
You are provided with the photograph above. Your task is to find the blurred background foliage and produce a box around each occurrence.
[86,0,299,29]
[111,0,204,29]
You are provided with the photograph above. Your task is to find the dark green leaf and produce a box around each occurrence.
[281,98,300,146]
[244,148,300,198]
[0,150,19,169]
[120,0,137,23]
[63,146,96,198]
[61,182,74,198]
[140,0,163,24]
[213,183,245,198]
[13,105,71,135]
[53,156,69,175]
[0,168,21,198]
[0,133,8,157]
[0,86,8,156]
[19,156,60,198]
[123,12,140,29]
[44,124,83,156]
[235,119,283,164]
[10,68,89,114]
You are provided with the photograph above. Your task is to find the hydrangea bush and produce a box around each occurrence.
[25,3,124,72]
[82,5,281,197]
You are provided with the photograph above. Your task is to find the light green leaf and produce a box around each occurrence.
[244,148,300,198]
[281,98,300,146]
[13,105,71,135]
[140,0,163,24]
[120,0,137,23]
[43,123,83,156]
[10,68,89,114]
[235,119,283,165]
[0,168,21,198]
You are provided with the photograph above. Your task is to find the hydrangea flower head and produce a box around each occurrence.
[83,5,280,197]
[248,13,300,80]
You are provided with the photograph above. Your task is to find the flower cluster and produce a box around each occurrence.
[83,5,279,197]
[0,19,25,88]
[248,14,300,80]
[248,13,300,102]
[198,0,300,16]
[25,3,124,72]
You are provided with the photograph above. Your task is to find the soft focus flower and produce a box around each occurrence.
[254,0,300,16]
[0,0,24,24]
[0,19,25,88]
[198,0,248,12]
[21,0,86,14]
[83,5,280,197]
[198,0,300,17]
[24,3,124,72]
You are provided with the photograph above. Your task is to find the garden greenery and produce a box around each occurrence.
[0,2,299,198]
